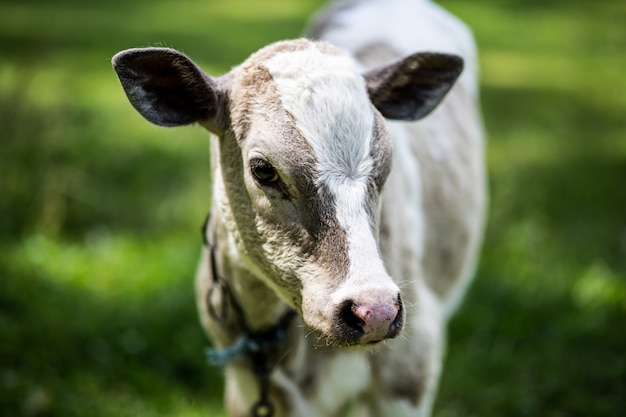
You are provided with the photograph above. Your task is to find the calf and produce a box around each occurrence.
[112,0,485,415]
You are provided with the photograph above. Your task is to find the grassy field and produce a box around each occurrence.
[1,0,625,416]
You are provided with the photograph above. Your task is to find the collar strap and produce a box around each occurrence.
[201,213,296,417]
[206,309,296,367]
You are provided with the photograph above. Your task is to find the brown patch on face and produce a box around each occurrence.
[224,39,352,293]
[301,186,350,277]
[253,117,351,284]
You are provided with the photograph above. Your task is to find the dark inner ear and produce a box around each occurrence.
[112,48,219,127]
[364,52,464,121]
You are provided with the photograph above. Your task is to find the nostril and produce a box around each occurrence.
[340,300,365,334]
[387,295,404,337]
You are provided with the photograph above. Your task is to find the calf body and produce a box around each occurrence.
[112,0,486,415]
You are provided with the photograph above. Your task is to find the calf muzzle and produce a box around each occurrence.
[337,295,404,345]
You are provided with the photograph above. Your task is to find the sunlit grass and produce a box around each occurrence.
[8,233,198,298]
[574,262,626,311]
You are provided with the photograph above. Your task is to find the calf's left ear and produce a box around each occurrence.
[112,47,221,128]
[364,52,463,121]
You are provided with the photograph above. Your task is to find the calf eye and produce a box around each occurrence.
[250,158,279,185]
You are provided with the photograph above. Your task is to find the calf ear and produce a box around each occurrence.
[364,52,463,121]
[112,47,220,127]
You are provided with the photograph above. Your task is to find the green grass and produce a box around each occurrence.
[1,0,625,416]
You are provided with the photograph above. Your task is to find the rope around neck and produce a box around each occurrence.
[202,214,296,417]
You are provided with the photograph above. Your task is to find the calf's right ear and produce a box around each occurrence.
[364,52,464,121]
[112,47,221,128]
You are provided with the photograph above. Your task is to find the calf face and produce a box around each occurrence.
[112,39,462,346]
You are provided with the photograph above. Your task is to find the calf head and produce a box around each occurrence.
[112,39,462,346]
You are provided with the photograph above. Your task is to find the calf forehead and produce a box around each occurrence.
[263,43,375,185]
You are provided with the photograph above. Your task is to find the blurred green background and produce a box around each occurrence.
[1,0,624,416]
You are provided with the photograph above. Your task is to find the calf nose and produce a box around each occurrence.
[339,296,404,344]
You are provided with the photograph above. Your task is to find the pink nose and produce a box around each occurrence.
[340,298,403,344]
